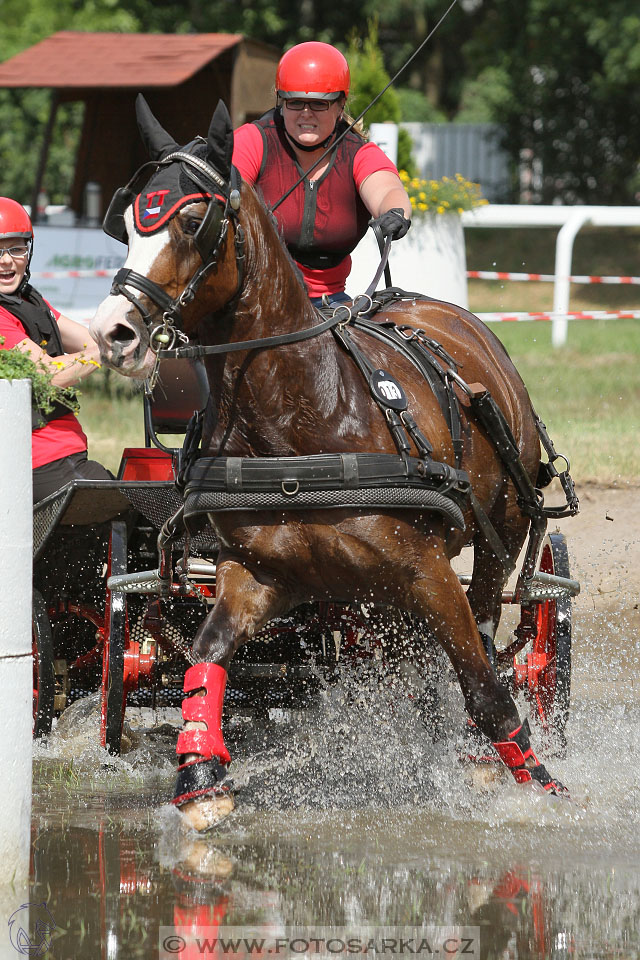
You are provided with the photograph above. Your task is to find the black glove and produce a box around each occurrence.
[369,207,411,241]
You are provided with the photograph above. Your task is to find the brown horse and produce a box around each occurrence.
[91,97,570,830]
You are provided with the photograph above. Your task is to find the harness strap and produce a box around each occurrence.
[332,324,413,462]
[159,309,344,360]
[112,268,175,316]
[533,412,579,517]
[350,316,465,467]
[468,490,509,564]
[467,385,543,519]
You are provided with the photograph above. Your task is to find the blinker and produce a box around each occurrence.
[103,186,135,244]
[103,160,160,244]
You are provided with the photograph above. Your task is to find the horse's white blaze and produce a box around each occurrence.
[90,206,172,372]
[124,205,171,277]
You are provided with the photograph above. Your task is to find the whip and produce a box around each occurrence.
[271,0,460,212]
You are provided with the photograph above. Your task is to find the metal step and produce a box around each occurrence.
[107,569,170,595]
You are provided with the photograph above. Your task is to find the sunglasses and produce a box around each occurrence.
[0,244,29,258]
[284,99,334,112]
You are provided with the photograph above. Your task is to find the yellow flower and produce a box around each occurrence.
[398,169,487,216]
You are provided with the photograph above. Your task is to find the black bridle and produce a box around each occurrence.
[105,147,352,365]
[105,147,246,353]
[105,148,348,362]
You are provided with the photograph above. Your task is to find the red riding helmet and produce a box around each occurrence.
[0,197,33,242]
[276,42,350,101]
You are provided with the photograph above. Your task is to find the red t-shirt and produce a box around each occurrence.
[233,123,398,297]
[0,303,87,468]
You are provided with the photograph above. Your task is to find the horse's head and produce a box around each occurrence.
[90,95,241,377]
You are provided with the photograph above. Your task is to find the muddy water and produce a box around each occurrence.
[24,598,640,960]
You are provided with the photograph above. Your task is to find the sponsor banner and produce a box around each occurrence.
[30,225,126,321]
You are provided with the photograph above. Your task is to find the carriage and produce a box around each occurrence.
[32,355,579,759]
[32,94,583,825]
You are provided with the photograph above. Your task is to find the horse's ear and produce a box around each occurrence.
[135,94,179,160]
[206,100,234,181]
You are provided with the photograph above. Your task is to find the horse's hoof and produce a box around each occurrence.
[529,763,571,799]
[178,840,234,880]
[177,792,235,832]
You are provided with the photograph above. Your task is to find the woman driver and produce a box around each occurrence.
[232,41,412,306]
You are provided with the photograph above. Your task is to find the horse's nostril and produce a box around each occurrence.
[112,324,136,344]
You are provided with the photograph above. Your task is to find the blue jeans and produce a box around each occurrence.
[309,291,352,309]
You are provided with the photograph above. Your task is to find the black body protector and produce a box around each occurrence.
[0,286,72,429]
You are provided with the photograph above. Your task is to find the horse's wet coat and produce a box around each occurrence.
[90,97,568,812]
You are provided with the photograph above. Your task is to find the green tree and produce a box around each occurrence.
[0,0,138,205]
[462,0,640,203]
[346,23,416,174]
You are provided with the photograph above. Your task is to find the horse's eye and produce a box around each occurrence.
[183,218,201,236]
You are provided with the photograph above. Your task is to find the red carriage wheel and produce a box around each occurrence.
[516,533,572,744]
[100,520,129,755]
[32,588,55,738]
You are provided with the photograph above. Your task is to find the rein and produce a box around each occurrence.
[156,235,392,361]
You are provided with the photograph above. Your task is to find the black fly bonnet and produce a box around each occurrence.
[102,95,244,350]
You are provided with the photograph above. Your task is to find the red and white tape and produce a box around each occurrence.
[468,270,640,285]
[26,268,640,323]
[31,269,115,279]
[477,309,640,322]
[32,266,640,289]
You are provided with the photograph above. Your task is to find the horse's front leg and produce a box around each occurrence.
[411,536,568,797]
[173,559,287,831]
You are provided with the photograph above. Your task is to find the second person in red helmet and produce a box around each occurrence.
[0,197,111,501]
[232,41,412,306]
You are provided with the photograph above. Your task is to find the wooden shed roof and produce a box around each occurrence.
[0,31,246,88]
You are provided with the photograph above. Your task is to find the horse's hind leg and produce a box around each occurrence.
[410,535,568,796]
[466,508,531,666]
[173,559,288,831]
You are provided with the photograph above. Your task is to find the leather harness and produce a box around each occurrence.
[103,148,578,562]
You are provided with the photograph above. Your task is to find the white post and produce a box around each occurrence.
[552,210,589,347]
[0,379,33,895]
[369,123,399,166]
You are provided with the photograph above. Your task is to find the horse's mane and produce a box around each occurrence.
[236,180,317,324]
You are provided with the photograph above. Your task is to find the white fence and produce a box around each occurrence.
[29,203,640,346]
[461,205,640,345]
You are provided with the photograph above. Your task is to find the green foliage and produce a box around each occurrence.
[0,91,83,205]
[396,88,446,123]
[0,341,79,415]
[396,128,417,178]
[462,0,640,203]
[345,22,417,175]
[345,22,401,128]
[1,1,638,206]
[0,0,133,206]
[454,67,511,124]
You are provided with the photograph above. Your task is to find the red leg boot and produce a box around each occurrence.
[492,719,570,797]
[172,663,234,827]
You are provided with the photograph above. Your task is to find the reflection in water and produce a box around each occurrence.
[27,644,640,960]
[29,813,639,960]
